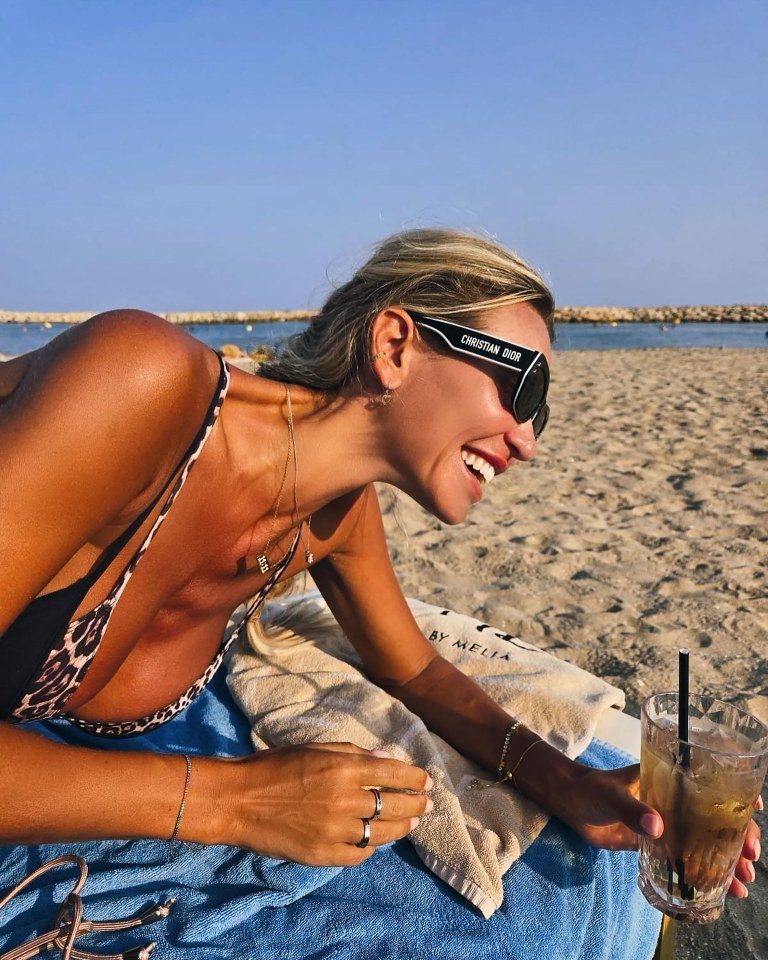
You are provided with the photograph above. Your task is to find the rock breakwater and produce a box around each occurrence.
[1,305,767,325]
[554,304,768,323]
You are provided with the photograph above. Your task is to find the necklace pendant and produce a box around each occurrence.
[305,549,314,565]
[257,554,271,574]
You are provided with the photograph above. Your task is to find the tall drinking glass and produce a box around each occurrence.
[638,692,768,923]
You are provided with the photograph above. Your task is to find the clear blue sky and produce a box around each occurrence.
[1,0,765,311]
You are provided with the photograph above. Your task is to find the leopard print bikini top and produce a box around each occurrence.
[1,356,299,737]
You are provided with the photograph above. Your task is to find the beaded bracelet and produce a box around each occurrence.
[467,720,521,791]
[497,720,521,779]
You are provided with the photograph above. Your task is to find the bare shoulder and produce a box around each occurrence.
[0,309,222,493]
[0,311,222,627]
[19,310,219,454]
[53,309,214,401]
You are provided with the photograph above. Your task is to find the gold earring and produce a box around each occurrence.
[371,351,385,364]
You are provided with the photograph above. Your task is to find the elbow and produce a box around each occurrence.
[375,650,442,695]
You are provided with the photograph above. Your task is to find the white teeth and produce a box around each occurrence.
[461,449,496,484]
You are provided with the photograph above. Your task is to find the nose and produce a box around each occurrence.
[504,417,537,462]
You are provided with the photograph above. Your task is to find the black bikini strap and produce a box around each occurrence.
[83,354,227,585]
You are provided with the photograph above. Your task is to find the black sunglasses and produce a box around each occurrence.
[407,311,550,439]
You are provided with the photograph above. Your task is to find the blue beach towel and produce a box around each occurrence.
[0,669,660,959]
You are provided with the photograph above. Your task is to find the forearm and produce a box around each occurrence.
[0,723,228,846]
[380,656,580,810]
[381,658,672,854]
[310,526,584,821]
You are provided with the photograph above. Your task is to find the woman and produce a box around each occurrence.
[0,229,759,892]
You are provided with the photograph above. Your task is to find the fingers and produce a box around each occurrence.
[360,756,433,793]
[344,785,432,853]
[323,787,430,867]
[727,819,761,898]
[305,741,433,793]
[729,875,749,898]
[598,765,663,840]
[733,856,756,886]
[305,742,375,757]
[637,809,664,839]
[348,815,420,849]
[336,782,434,865]
[232,743,433,867]
[742,817,761,862]
[347,769,434,856]
[353,787,434,846]
[358,786,433,821]
[329,805,428,867]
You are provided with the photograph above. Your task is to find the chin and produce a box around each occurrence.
[435,501,470,525]
[410,488,471,527]
[394,469,474,526]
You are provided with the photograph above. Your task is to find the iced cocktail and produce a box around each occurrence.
[638,692,768,923]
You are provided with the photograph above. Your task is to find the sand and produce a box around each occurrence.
[379,348,768,959]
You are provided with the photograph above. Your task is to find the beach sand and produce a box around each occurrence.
[379,347,768,959]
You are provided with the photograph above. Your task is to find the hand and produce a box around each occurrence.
[728,797,762,899]
[553,762,661,851]
[224,742,433,866]
[556,765,763,900]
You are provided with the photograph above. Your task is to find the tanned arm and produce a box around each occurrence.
[310,484,661,851]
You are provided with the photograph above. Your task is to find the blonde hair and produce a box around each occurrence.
[259,228,554,391]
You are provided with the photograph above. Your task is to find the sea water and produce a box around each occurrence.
[1,320,767,358]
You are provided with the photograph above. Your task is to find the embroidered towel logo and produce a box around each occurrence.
[427,615,522,661]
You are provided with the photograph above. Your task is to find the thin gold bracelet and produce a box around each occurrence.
[167,754,192,859]
[505,738,548,788]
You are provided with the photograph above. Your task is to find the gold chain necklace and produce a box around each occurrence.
[255,384,313,574]
[286,385,314,565]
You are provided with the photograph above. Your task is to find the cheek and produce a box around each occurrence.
[414,360,500,435]
[446,387,500,437]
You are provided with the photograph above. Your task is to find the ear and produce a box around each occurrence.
[368,308,419,391]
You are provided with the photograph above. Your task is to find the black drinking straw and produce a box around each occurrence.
[675,647,694,899]
[678,648,690,760]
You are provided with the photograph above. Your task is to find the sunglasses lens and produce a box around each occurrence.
[513,360,548,422]
[532,403,549,439]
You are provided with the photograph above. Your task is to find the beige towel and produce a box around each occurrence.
[225,591,625,918]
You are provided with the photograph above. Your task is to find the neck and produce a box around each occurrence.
[224,369,404,531]
[280,385,404,515]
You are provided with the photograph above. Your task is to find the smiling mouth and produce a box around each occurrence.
[461,449,496,484]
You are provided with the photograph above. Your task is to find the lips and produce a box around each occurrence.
[461,448,497,484]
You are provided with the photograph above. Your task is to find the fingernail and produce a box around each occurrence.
[746,861,756,883]
[754,839,761,861]
[756,794,764,811]
[424,774,434,791]
[424,797,434,814]
[371,749,393,758]
[640,813,662,838]
[409,817,420,830]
